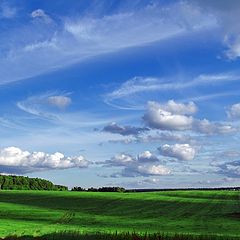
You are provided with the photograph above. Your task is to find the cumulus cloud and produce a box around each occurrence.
[0,146,90,174]
[143,101,237,135]
[227,103,240,119]
[104,151,160,167]
[120,164,171,177]
[143,101,193,131]
[47,96,72,109]
[193,119,236,135]
[155,100,197,115]
[135,164,170,176]
[103,122,148,136]
[103,150,170,177]
[158,143,196,161]
[137,151,160,163]
[105,153,135,167]
[215,160,240,178]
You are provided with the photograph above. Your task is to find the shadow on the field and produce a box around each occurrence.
[0,191,221,218]
[2,232,240,240]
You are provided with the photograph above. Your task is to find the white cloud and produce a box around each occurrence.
[0,1,216,85]
[193,119,236,135]
[227,103,240,119]
[103,150,170,177]
[17,92,72,120]
[158,143,196,161]
[0,146,90,174]
[156,100,197,115]
[23,39,58,52]
[223,36,240,60]
[31,9,52,23]
[47,96,72,109]
[137,151,160,163]
[105,73,240,110]
[64,1,209,50]
[107,132,195,145]
[184,90,240,102]
[143,101,193,131]
[136,164,170,176]
[143,101,237,135]
[107,153,135,167]
[107,74,240,98]
[106,77,163,100]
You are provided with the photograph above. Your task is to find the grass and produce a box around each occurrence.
[2,231,240,240]
[0,190,239,238]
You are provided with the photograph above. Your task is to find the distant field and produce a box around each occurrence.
[0,190,239,238]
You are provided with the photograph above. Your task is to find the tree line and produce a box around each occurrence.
[71,186,125,192]
[0,175,68,191]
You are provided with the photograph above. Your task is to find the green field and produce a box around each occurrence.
[0,190,239,238]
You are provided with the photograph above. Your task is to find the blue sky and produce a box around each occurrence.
[0,0,240,188]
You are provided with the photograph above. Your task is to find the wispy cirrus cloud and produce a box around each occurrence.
[104,73,240,109]
[17,92,71,120]
[0,1,216,84]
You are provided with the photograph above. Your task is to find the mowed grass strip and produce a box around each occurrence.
[0,190,239,237]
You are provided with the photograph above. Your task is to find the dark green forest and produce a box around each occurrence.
[0,175,67,191]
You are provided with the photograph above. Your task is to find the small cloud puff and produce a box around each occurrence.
[47,96,72,109]
[31,9,52,23]
[227,103,240,120]
[158,143,196,161]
